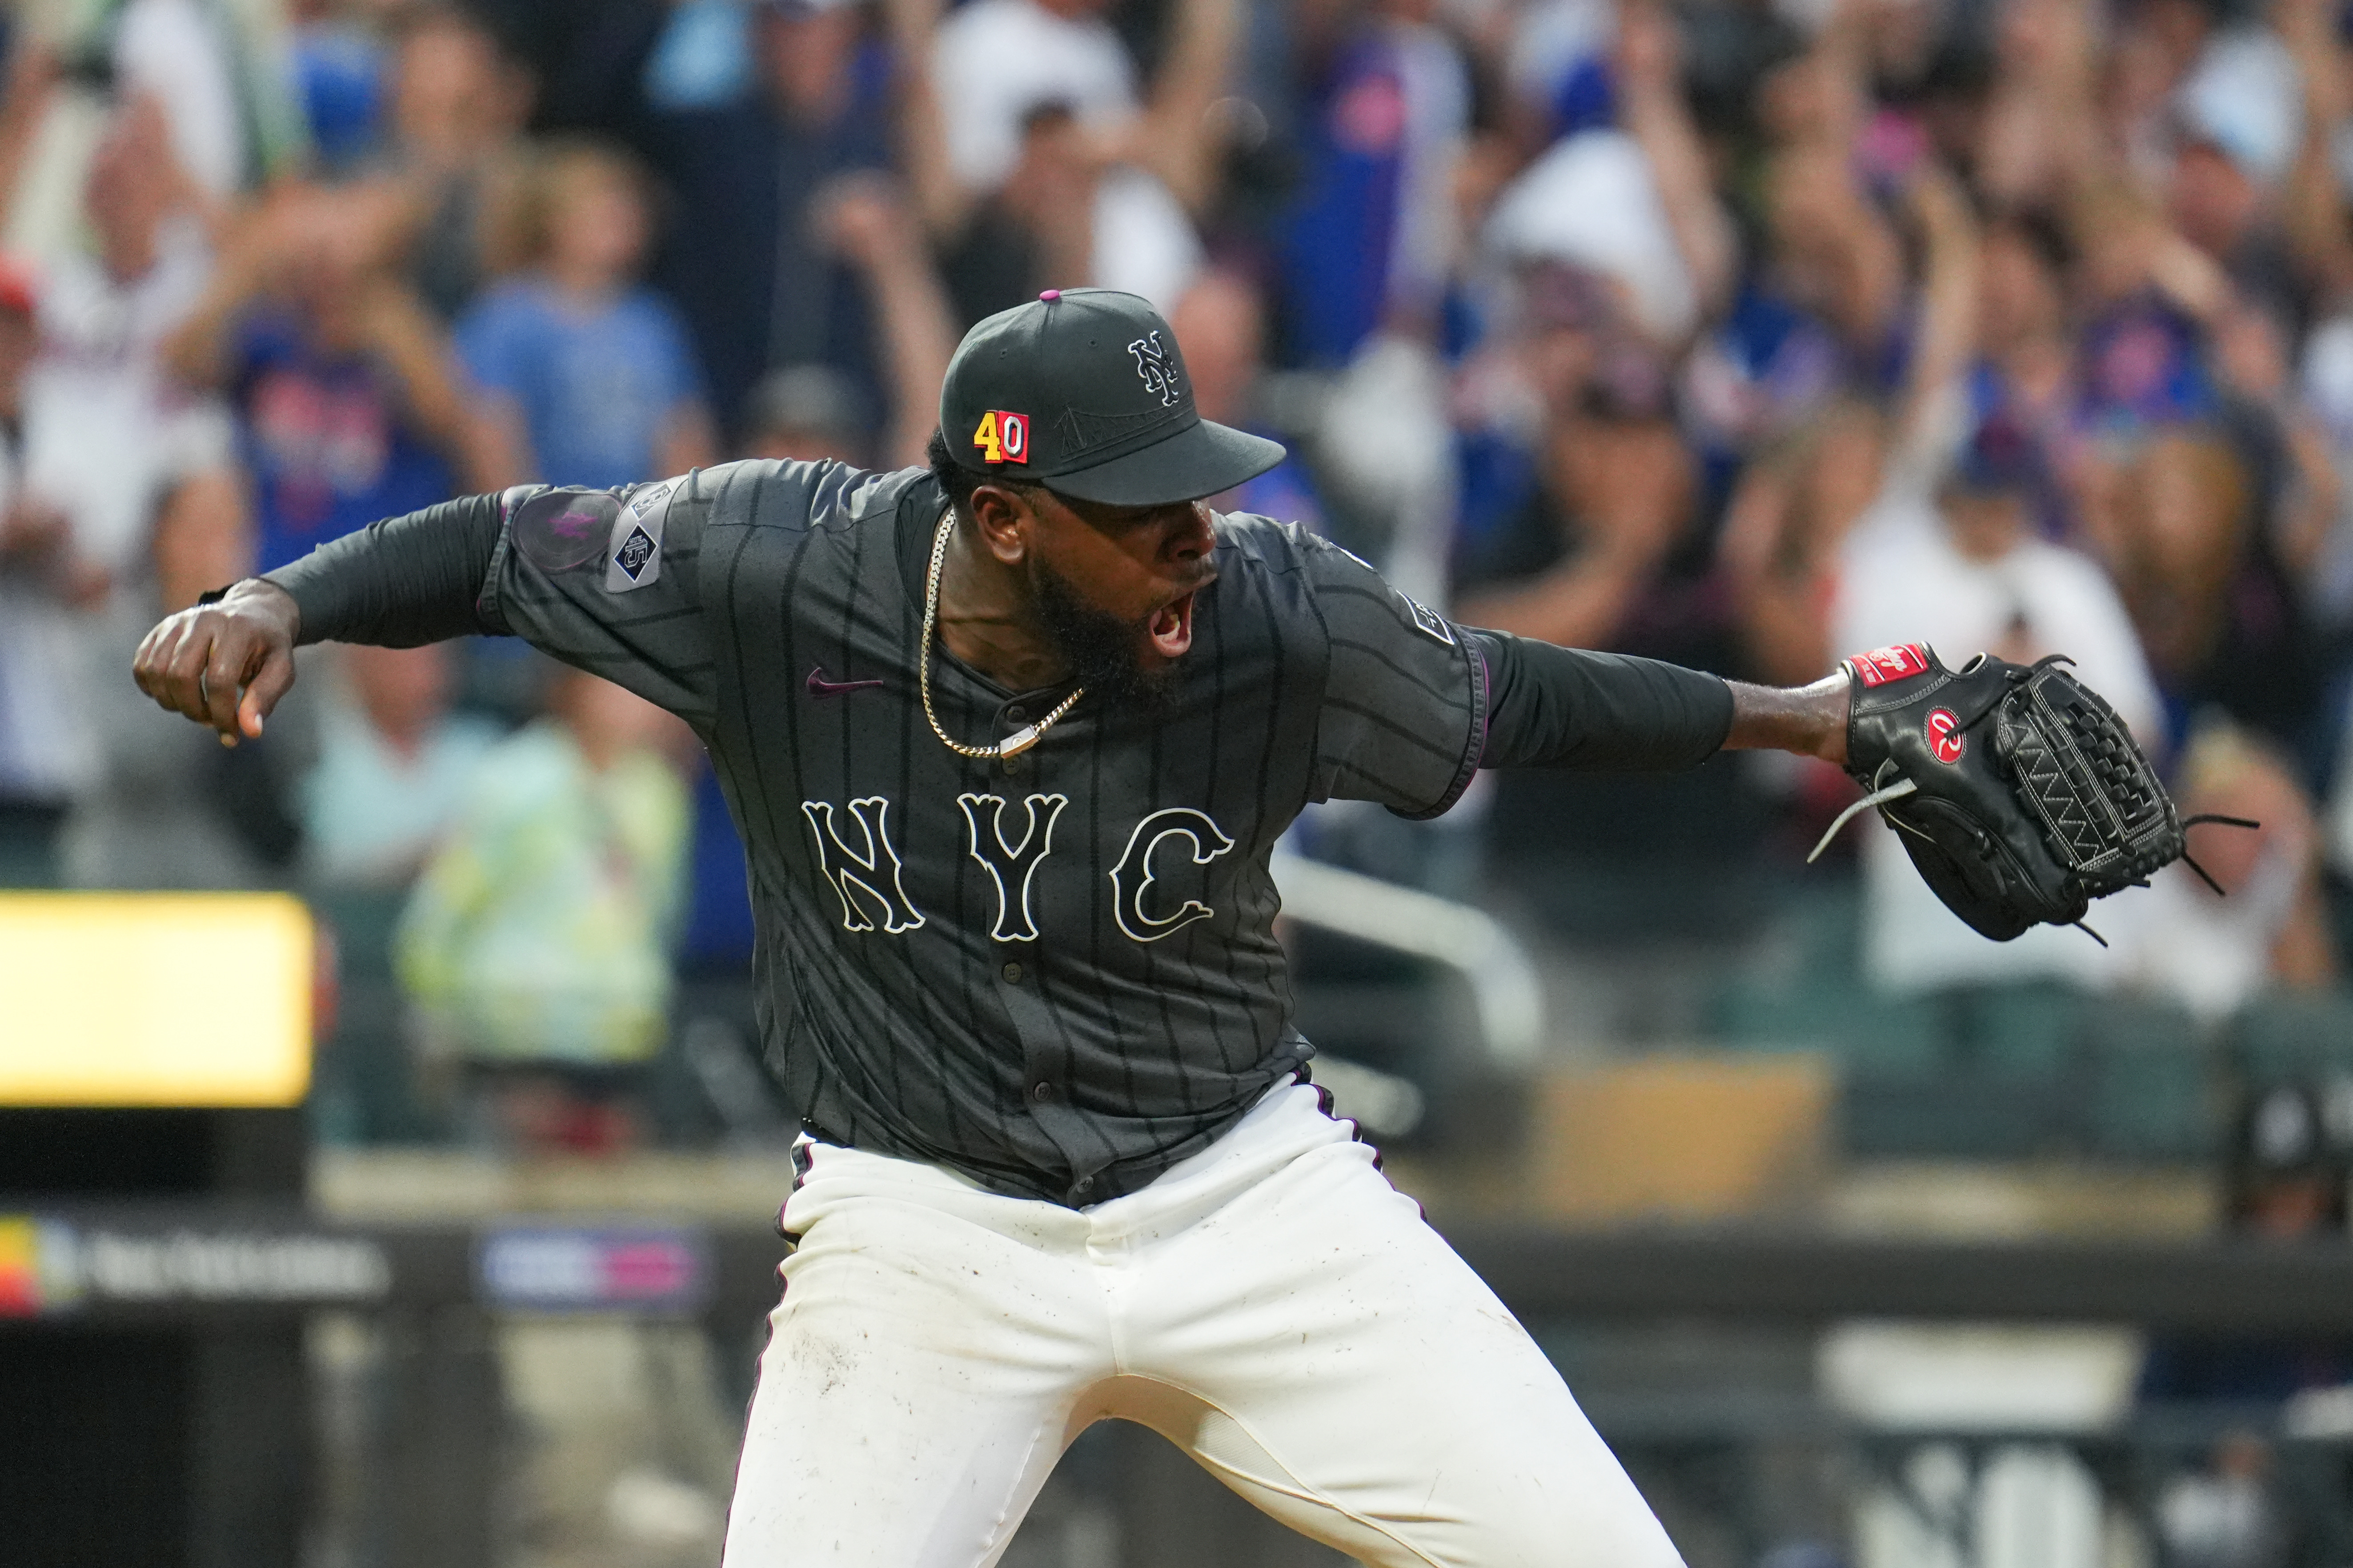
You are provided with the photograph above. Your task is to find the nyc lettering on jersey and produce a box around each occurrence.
[801,798,926,933]
[489,458,1485,1202]
[804,792,1236,944]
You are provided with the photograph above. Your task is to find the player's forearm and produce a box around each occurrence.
[892,37,972,238]
[1139,0,1240,212]
[160,272,248,388]
[1619,75,1734,320]
[261,490,512,647]
[163,218,277,388]
[864,260,958,470]
[1721,672,1850,766]
[368,287,479,458]
[1471,631,1734,772]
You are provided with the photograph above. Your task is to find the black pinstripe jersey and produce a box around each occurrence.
[483,459,1486,1205]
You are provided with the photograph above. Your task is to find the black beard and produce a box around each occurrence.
[1029,554,1183,721]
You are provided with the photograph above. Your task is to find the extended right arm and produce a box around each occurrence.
[133,491,510,742]
[134,472,724,744]
[277,489,509,646]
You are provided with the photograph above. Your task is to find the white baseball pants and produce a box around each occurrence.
[722,1083,1685,1568]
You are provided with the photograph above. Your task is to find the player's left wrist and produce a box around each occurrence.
[1814,669,1853,768]
[1720,672,1852,765]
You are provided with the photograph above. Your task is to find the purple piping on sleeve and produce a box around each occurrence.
[1475,647,1495,769]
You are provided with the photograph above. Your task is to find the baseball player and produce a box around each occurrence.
[136,289,1860,1567]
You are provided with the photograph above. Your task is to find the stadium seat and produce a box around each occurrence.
[2079,997,2214,1161]
[2226,992,2353,1088]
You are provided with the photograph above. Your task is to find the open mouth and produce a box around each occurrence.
[1147,589,1199,660]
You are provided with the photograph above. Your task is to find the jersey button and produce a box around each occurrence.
[1002,961,1023,983]
[1030,1081,1054,1104]
[1005,704,1027,723]
[1072,1175,1094,1198]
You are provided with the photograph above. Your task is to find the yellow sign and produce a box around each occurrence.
[0,894,312,1106]
[0,1216,40,1314]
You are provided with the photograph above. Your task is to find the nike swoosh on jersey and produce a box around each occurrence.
[807,668,886,697]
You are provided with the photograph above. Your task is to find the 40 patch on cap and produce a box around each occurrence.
[972,410,1030,465]
[937,288,1284,506]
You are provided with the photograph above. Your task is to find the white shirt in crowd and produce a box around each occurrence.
[935,0,1138,193]
[0,433,96,802]
[2131,825,2309,1023]
[933,0,1200,312]
[1483,129,1697,344]
[112,0,249,197]
[0,220,232,807]
[24,217,233,582]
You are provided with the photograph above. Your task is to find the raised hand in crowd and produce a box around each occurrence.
[1130,0,1240,216]
[1976,0,2101,210]
[1615,0,1734,331]
[0,32,60,233]
[1892,161,1984,464]
[164,181,510,496]
[812,173,958,471]
[1454,412,1696,654]
[377,7,535,317]
[2281,0,2353,301]
[1719,156,1980,687]
[883,0,968,240]
[1761,141,1905,354]
[0,497,108,609]
[993,106,1103,291]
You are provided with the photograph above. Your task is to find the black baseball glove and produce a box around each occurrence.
[1810,643,2251,943]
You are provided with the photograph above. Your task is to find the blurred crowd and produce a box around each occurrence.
[4,0,2353,1149]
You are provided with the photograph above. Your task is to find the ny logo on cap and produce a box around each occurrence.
[1128,332,1180,408]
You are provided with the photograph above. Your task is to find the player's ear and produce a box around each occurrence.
[966,483,1034,565]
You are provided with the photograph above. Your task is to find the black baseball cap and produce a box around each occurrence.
[938,288,1285,507]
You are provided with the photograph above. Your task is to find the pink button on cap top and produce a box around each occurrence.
[1038,289,1061,302]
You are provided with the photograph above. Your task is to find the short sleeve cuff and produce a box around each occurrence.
[1389,628,1488,822]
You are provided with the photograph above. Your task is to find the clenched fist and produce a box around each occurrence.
[132,580,302,745]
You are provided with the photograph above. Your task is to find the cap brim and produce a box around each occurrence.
[1046,419,1287,507]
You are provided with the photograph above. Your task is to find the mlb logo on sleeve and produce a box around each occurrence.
[605,480,676,593]
[973,410,1030,465]
[1399,592,1455,646]
[614,526,657,581]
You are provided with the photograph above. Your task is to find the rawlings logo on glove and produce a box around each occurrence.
[1925,708,1964,764]
[1811,645,2254,943]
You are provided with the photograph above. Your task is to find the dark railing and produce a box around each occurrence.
[13,1208,2353,1567]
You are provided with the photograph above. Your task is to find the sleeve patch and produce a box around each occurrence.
[604,480,677,592]
[1399,592,1455,646]
[513,488,621,573]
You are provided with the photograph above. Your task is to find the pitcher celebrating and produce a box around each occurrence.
[136,289,1859,1567]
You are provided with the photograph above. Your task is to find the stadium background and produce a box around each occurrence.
[9,0,2353,1562]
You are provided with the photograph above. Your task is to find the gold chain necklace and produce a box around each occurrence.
[920,510,1084,760]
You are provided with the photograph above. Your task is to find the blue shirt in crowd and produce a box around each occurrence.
[1276,33,1408,368]
[643,43,896,444]
[455,280,703,491]
[236,309,458,574]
